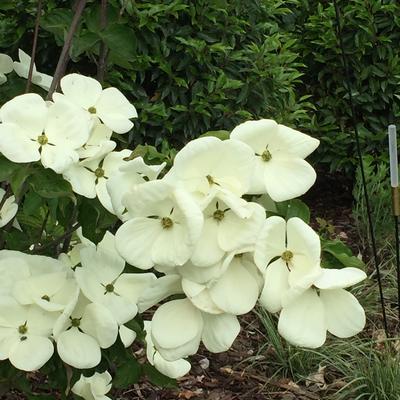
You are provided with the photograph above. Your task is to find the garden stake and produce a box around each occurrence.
[333,0,388,334]
[388,124,400,325]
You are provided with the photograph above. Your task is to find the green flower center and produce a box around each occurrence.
[94,167,105,178]
[18,324,28,335]
[41,295,50,302]
[71,318,81,328]
[161,217,173,229]
[281,250,294,263]
[105,283,114,293]
[37,134,48,146]
[88,106,97,114]
[213,209,225,221]
[261,149,272,162]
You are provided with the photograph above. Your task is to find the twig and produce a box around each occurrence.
[97,0,109,83]
[25,0,43,93]
[46,0,87,99]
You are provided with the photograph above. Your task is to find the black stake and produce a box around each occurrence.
[332,0,388,334]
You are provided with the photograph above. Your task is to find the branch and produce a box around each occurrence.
[46,0,87,100]
[26,0,43,93]
[97,0,109,83]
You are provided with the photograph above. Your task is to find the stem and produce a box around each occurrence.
[26,0,43,93]
[46,0,87,100]
[97,0,109,83]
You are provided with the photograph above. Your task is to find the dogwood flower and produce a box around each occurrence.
[164,136,254,208]
[191,200,265,267]
[254,216,321,313]
[151,298,241,362]
[144,321,191,379]
[230,119,319,201]
[75,232,156,325]
[72,371,112,400]
[0,94,91,172]
[0,300,57,371]
[54,73,137,133]
[115,180,203,269]
[0,189,18,227]
[278,267,367,348]
[106,157,166,219]
[53,294,119,369]
[13,49,53,91]
[0,54,13,85]
[78,122,113,159]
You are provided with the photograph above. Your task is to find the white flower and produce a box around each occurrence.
[0,188,18,227]
[150,298,241,362]
[0,299,57,371]
[53,294,119,369]
[0,54,13,85]
[254,216,321,313]
[63,145,132,213]
[278,267,367,348]
[106,157,166,220]
[164,136,254,208]
[0,94,91,173]
[13,49,53,91]
[72,371,112,400]
[230,119,319,201]
[115,180,203,269]
[54,73,137,134]
[144,321,191,379]
[190,200,265,267]
[75,232,156,325]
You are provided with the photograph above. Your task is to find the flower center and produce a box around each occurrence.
[18,324,28,335]
[213,209,225,221]
[281,250,294,263]
[105,283,114,293]
[94,167,105,178]
[37,134,48,146]
[88,106,97,114]
[261,149,272,162]
[161,217,173,229]
[41,295,50,302]
[71,318,81,328]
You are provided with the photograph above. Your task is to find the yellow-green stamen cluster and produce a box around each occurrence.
[37,134,48,146]
[213,209,225,221]
[94,168,105,178]
[161,217,173,229]
[281,250,293,263]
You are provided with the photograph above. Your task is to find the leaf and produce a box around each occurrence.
[275,199,310,223]
[113,357,141,389]
[0,156,21,182]
[40,9,74,45]
[199,130,230,140]
[322,239,364,269]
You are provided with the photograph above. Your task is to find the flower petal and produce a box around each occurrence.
[314,268,367,290]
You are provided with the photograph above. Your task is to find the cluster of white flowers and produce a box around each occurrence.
[0,70,367,396]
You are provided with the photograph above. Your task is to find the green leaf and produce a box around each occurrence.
[322,239,364,269]
[0,156,21,182]
[199,130,230,140]
[113,357,141,389]
[40,9,74,45]
[29,168,75,201]
[275,199,310,223]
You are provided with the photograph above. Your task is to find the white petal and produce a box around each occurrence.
[63,164,97,198]
[57,328,101,369]
[0,123,40,163]
[264,157,316,202]
[254,216,286,272]
[80,303,119,348]
[320,288,366,338]
[314,268,367,290]
[278,289,326,348]
[0,54,13,74]
[209,257,260,315]
[115,218,162,269]
[182,279,223,314]
[0,93,47,136]
[138,274,183,312]
[151,299,203,360]
[119,325,136,347]
[114,273,157,304]
[60,73,102,109]
[202,313,240,353]
[9,335,54,371]
[259,258,290,313]
[40,145,79,174]
[96,87,137,133]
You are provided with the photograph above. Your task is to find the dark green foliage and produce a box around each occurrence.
[291,0,400,171]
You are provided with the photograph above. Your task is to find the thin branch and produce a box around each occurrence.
[26,0,43,93]
[97,0,109,83]
[46,0,87,100]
